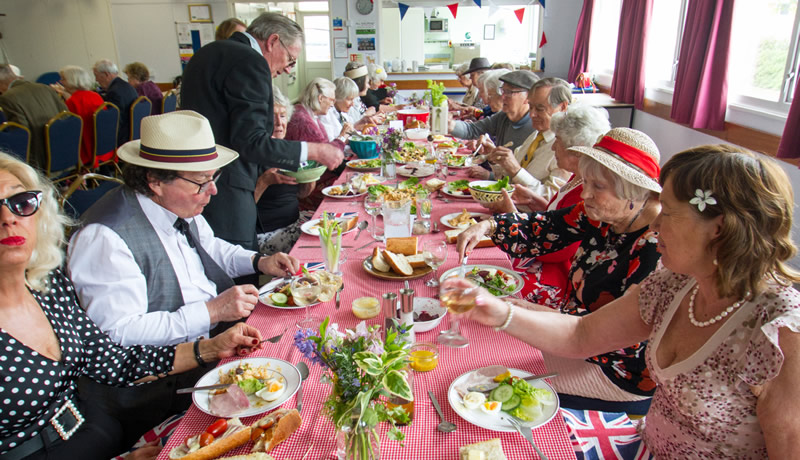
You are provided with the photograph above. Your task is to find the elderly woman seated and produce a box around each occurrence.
[50,65,104,167]
[123,62,162,115]
[0,151,264,459]
[448,62,480,113]
[458,128,664,414]
[362,64,403,113]
[343,62,377,123]
[320,77,384,140]
[449,144,800,458]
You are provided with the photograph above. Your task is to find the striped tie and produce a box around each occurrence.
[519,132,545,170]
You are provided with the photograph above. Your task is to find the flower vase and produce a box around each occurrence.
[335,420,380,460]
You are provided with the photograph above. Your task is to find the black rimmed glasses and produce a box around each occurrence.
[499,87,527,97]
[278,38,298,69]
[176,170,222,194]
[1,190,43,217]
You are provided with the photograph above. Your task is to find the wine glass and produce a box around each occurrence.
[293,275,321,329]
[344,172,359,205]
[416,189,432,220]
[437,280,477,348]
[423,240,447,287]
[364,195,383,241]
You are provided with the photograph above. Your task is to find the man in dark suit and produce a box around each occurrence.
[181,12,342,250]
[93,59,138,147]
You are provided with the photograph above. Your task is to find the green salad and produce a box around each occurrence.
[237,378,264,394]
[489,376,556,421]
[473,176,512,192]
[351,158,382,168]
[446,154,467,167]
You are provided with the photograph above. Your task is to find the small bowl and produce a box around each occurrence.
[468,180,516,205]
[280,161,327,183]
[405,128,430,140]
[409,342,439,372]
[413,297,447,332]
[349,138,379,159]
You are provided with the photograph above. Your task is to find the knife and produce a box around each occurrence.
[467,372,558,393]
[297,245,354,249]
[176,382,233,394]
[354,240,377,251]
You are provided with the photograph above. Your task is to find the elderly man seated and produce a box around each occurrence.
[93,59,138,147]
[67,110,299,445]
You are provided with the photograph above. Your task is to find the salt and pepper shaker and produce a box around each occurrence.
[381,292,398,340]
[399,287,416,345]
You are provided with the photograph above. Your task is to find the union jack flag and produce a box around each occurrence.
[299,261,325,274]
[321,211,358,219]
[561,408,652,460]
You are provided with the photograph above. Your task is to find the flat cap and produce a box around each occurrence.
[499,70,539,91]
[464,57,491,74]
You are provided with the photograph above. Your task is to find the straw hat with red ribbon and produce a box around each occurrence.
[568,127,662,193]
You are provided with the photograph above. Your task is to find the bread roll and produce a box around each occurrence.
[458,438,507,460]
[372,247,391,272]
[385,237,418,256]
[424,178,446,192]
[383,250,414,276]
[444,229,494,248]
[251,409,302,453]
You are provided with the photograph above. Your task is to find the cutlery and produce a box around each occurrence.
[459,254,469,277]
[297,245,354,249]
[504,415,548,460]
[177,369,287,394]
[335,283,343,310]
[296,362,309,412]
[354,221,368,241]
[259,327,289,344]
[428,391,457,433]
[354,240,377,251]
[464,273,514,296]
[467,372,558,393]
[438,190,450,204]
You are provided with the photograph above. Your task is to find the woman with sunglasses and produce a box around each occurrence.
[0,151,265,459]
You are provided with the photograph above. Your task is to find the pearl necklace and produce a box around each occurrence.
[687,284,750,328]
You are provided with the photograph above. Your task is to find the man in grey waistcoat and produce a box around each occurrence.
[67,110,299,445]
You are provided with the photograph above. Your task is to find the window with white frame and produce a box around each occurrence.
[644,0,686,88]
[587,0,622,82]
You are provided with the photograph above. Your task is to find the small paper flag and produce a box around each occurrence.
[399,2,409,20]
[514,7,525,24]
[488,4,499,17]
[473,0,481,7]
[541,57,546,71]
[539,31,548,47]
[448,3,459,19]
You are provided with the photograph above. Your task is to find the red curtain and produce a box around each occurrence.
[610,0,652,110]
[670,0,734,131]
[777,79,800,159]
[567,0,594,84]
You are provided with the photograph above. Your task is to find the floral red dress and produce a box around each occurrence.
[491,201,661,396]
[638,269,800,458]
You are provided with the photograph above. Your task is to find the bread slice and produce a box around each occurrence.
[458,438,508,460]
[382,250,414,276]
[385,236,418,256]
[406,253,428,269]
[251,409,302,453]
[424,178,446,192]
[340,215,359,232]
[444,228,494,248]
[372,247,391,272]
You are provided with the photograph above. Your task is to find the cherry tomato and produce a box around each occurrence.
[206,418,228,438]
[199,432,214,447]
[184,435,196,447]
[508,376,520,383]
[251,427,265,442]
[258,418,275,430]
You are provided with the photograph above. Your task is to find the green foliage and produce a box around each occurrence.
[753,38,790,92]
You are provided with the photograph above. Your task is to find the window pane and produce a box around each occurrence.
[303,15,330,61]
[645,0,684,85]
[728,0,797,102]
[588,0,622,74]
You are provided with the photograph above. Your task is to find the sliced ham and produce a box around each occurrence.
[210,384,250,416]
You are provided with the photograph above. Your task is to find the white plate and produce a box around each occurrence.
[447,367,560,432]
[438,264,523,298]
[192,358,302,418]
[322,185,366,199]
[397,164,435,178]
[440,212,491,230]
[347,159,382,170]
[442,184,473,199]
[257,277,320,310]
[300,217,358,236]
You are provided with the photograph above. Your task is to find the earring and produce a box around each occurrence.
[629,201,634,210]
[713,258,718,266]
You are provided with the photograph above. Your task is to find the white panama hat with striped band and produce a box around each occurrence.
[117,110,238,171]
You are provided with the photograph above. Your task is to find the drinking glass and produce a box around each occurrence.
[382,199,412,238]
[364,195,383,241]
[423,240,447,287]
[344,172,359,205]
[293,275,321,329]
[437,280,477,348]
[416,190,432,220]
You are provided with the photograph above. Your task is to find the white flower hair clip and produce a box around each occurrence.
[689,189,717,212]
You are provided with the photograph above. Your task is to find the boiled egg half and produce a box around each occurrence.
[255,380,285,402]
[463,392,486,410]
[480,400,502,415]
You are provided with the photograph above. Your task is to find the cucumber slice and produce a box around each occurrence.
[489,384,514,403]
[270,293,288,305]
[502,394,521,412]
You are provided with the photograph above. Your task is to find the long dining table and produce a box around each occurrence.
[158,163,577,460]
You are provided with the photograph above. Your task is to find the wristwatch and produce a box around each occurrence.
[252,252,266,274]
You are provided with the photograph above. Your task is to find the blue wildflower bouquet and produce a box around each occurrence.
[295,318,412,457]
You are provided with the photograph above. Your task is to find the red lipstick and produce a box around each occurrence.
[0,236,25,246]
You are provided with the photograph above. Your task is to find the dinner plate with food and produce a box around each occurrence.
[441,180,473,198]
[300,214,359,236]
[347,158,382,170]
[440,209,491,229]
[448,365,559,432]
[444,154,472,168]
[396,163,435,178]
[439,265,522,297]
[258,277,319,309]
[362,236,433,281]
[192,358,302,419]
[321,185,367,199]
[392,141,429,163]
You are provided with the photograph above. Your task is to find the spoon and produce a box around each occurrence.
[428,390,457,433]
[354,221,368,241]
[296,362,309,412]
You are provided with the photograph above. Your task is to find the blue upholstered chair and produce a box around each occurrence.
[35,72,61,85]
[45,111,82,179]
[60,173,123,220]
[130,96,152,141]
[0,122,31,163]
[93,102,120,174]
[162,90,178,113]
[0,107,7,124]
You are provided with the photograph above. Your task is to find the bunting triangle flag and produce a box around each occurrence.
[448,3,459,18]
[399,3,409,20]
[488,4,499,17]
[539,31,548,47]
[473,0,481,7]
[514,8,525,24]
[539,0,546,8]
[541,57,546,71]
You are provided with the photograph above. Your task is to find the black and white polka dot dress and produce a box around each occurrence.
[0,269,176,455]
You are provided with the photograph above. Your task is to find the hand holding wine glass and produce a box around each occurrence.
[423,240,447,287]
[437,277,477,348]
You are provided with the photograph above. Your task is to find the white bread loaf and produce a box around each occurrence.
[372,247,391,272]
[406,253,429,269]
[444,228,494,248]
[385,237,418,256]
[458,438,507,460]
[382,250,414,276]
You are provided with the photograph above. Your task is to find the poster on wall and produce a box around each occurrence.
[357,37,375,51]
[334,38,348,58]
[176,22,214,68]
[332,17,343,31]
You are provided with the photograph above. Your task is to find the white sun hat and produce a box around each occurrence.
[568,127,662,193]
[117,110,238,171]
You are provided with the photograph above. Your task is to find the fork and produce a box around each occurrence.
[504,416,548,460]
[259,327,289,344]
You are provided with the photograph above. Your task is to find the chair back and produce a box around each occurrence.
[162,91,178,113]
[93,102,119,169]
[61,173,123,220]
[0,122,30,163]
[0,107,6,124]
[35,72,61,85]
[130,96,152,141]
[45,111,82,178]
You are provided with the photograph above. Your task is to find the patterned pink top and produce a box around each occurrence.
[638,268,800,458]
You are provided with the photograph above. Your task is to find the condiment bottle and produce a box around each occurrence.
[398,288,415,345]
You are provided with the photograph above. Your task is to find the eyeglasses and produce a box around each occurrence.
[0,190,43,217]
[176,170,222,194]
[278,38,297,69]
[499,87,527,96]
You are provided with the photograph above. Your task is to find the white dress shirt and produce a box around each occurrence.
[491,129,569,201]
[67,193,255,346]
